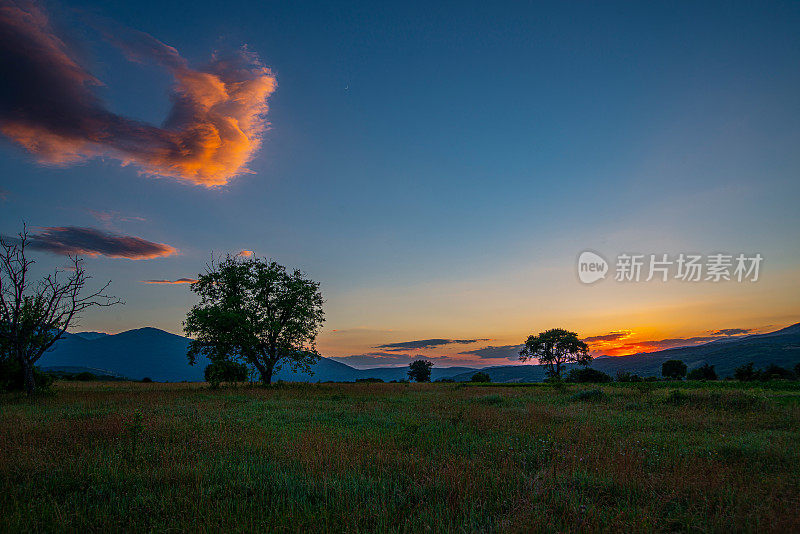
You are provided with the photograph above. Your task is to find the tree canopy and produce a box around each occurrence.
[519,328,591,379]
[408,359,433,382]
[184,255,324,385]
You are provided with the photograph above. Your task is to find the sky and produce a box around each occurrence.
[1,0,799,368]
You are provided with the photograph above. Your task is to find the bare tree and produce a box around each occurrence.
[0,226,121,394]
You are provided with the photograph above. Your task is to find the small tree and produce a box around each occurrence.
[185,254,324,385]
[471,371,491,383]
[687,363,717,381]
[408,359,433,382]
[519,328,591,379]
[0,227,120,394]
[662,360,687,380]
[734,362,759,381]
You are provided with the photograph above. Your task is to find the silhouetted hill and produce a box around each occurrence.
[41,328,477,382]
[452,322,800,382]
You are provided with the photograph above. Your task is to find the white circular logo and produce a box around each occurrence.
[577,251,608,284]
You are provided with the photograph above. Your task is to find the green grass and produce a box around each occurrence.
[1,381,799,532]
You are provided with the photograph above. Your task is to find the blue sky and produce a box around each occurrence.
[1,0,799,366]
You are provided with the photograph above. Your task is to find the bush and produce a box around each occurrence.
[662,360,687,379]
[141,377,153,383]
[435,378,455,383]
[687,364,718,381]
[205,360,250,388]
[74,371,98,381]
[566,368,612,383]
[665,389,687,405]
[470,371,491,383]
[734,362,759,381]
[616,371,643,382]
[356,377,384,383]
[0,358,54,392]
[759,364,795,381]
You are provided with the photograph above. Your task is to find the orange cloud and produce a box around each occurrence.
[142,278,197,284]
[25,226,177,259]
[0,1,276,187]
[237,250,254,257]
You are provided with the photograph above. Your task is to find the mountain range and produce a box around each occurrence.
[39,322,800,382]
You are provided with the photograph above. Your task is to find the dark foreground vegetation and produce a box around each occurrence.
[2,381,799,532]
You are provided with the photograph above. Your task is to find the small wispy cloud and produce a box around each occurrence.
[709,328,753,336]
[332,352,445,367]
[141,277,197,284]
[22,226,177,259]
[237,250,254,257]
[458,344,524,360]
[375,338,489,352]
[87,209,146,227]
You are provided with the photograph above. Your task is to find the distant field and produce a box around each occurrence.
[2,381,799,532]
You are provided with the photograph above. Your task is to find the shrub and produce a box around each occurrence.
[0,358,54,392]
[141,377,153,383]
[470,371,491,383]
[435,378,455,383]
[687,364,718,381]
[566,368,612,383]
[662,360,687,380]
[74,371,98,381]
[356,377,384,383]
[734,362,759,381]
[759,364,794,381]
[616,371,643,382]
[205,360,250,388]
[665,389,686,405]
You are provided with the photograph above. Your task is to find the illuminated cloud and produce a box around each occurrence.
[142,277,197,284]
[375,338,489,352]
[710,328,753,336]
[332,352,444,367]
[582,330,633,343]
[459,344,524,360]
[0,1,276,187]
[24,226,177,259]
[237,250,254,257]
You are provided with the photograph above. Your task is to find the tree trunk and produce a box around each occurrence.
[262,361,275,385]
[22,361,35,396]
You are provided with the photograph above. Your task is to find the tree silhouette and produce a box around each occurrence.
[0,226,120,394]
[408,359,433,382]
[519,328,591,379]
[662,360,687,380]
[185,254,324,385]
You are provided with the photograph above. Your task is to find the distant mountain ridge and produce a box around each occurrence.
[452,322,800,382]
[40,328,476,382]
[40,322,800,383]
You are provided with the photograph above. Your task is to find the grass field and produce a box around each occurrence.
[2,381,799,533]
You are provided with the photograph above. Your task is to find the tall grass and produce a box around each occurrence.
[1,381,798,532]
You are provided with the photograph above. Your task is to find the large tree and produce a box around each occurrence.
[519,328,591,379]
[0,227,121,394]
[184,255,325,385]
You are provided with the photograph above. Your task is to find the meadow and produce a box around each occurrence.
[1,381,799,533]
